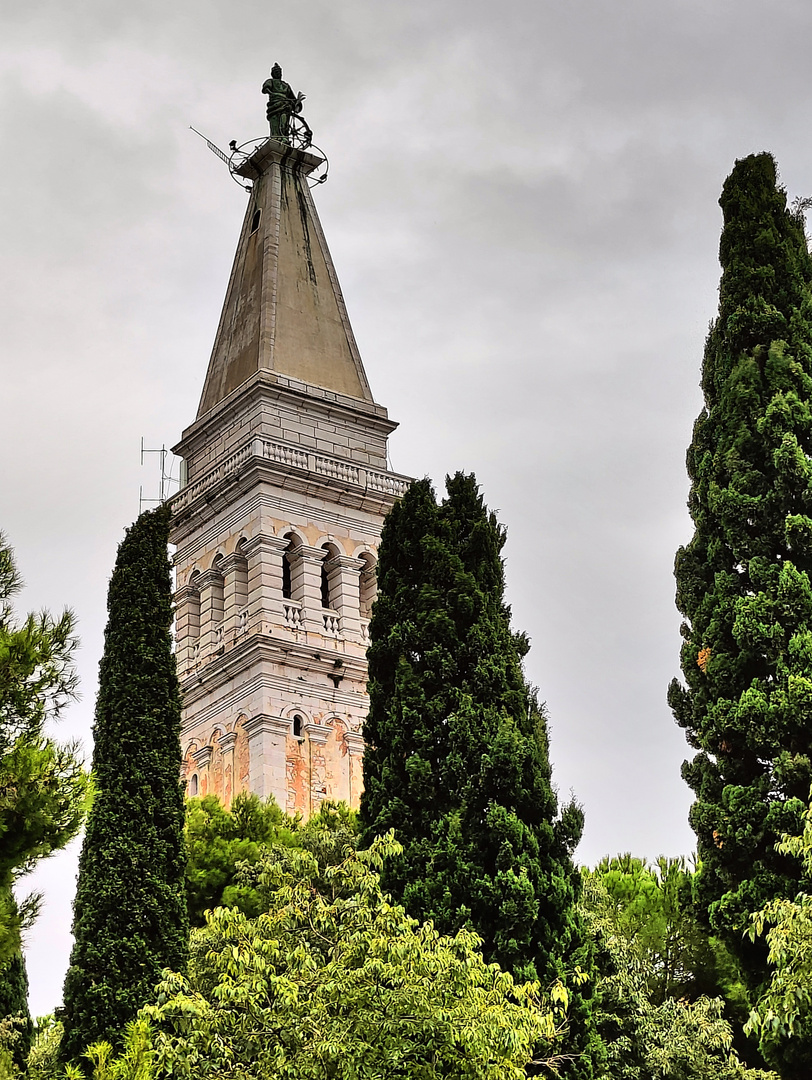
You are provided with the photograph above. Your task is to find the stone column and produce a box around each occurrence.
[243,714,290,805]
[295,545,328,634]
[242,534,288,636]
[344,730,365,810]
[174,581,200,673]
[197,568,224,657]
[325,555,364,639]
[220,551,249,643]
[218,730,238,807]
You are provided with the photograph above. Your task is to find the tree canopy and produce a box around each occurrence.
[185,794,357,926]
[670,156,812,948]
[0,533,87,967]
[360,472,598,1075]
[75,834,569,1080]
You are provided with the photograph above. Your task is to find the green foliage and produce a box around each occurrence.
[0,534,87,965]
[185,792,295,925]
[581,876,777,1080]
[0,951,32,1069]
[360,472,599,1076]
[591,854,748,1013]
[74,833,568,1080]
[746,789,812,1068]
[26,1017,63,1080]
[60,505,189,1064]
[670,152,812,1060]
[185,794,359,925]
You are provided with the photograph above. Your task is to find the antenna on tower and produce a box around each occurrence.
[139,438,181,514]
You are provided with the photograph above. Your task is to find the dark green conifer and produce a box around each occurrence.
[360,473,600,1077]
[670,152,812,1074]
[0,950,32,1068]
[60,505,188,1063]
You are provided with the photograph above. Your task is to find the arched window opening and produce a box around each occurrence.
[359,553,377,619]
[250,207,261,234]
[189,773,199,796]
[282,550,293,600]
[292,714,304,739]
[320,561,330,608]
[321,543,340,609]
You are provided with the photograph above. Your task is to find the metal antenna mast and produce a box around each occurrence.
[139,438,180,513]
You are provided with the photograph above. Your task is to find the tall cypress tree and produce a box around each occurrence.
[360,473,599,1077]
[670,153,812,1071]
[60,504,188,1063]
[0,950,32,1069]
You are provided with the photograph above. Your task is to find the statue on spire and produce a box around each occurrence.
[262,63,312,147]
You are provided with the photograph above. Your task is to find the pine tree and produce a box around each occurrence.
[360,473,600,1077]
[60,505,188,1063]
[670,152,812,1073]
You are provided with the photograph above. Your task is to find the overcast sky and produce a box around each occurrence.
[4,0,812,1017]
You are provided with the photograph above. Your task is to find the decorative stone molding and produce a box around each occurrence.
[243,714,290,741]
[191,744,213,769]
[304,722,330,746]
[196,567,225,589]
[218,731,238,753]
[343,731,365,758]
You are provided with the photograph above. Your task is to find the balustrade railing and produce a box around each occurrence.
[173,436,410,511]
[283,601,303,629]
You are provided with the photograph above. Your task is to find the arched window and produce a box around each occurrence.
[281,532,304,602]
[189,773,199,796]
[292,714,304,739]
[282,549,293,600]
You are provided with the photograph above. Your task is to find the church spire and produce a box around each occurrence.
[197,73,373,417]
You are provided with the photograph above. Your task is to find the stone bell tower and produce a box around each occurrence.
[170,73,409,814]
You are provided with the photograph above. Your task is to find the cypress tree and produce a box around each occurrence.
[669,153,812,1072]
[60,504,188,1063]
[0,950,32,1068]
[360,473,600,1077]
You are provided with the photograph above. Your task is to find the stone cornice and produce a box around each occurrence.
[179,631,368,707]
[173,370,396,462]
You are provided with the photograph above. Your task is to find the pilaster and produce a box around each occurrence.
[243,714,290,806]
[242,534,288,635]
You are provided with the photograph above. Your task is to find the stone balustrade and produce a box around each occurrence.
[173,436,410,513]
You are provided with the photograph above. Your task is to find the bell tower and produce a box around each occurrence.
[170,73,408,813]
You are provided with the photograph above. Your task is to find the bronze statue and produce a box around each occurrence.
[262,63,311,146]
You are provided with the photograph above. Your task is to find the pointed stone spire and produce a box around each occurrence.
[197,140,373,417]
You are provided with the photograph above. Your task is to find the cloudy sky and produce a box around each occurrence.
[4,0,812,1016]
